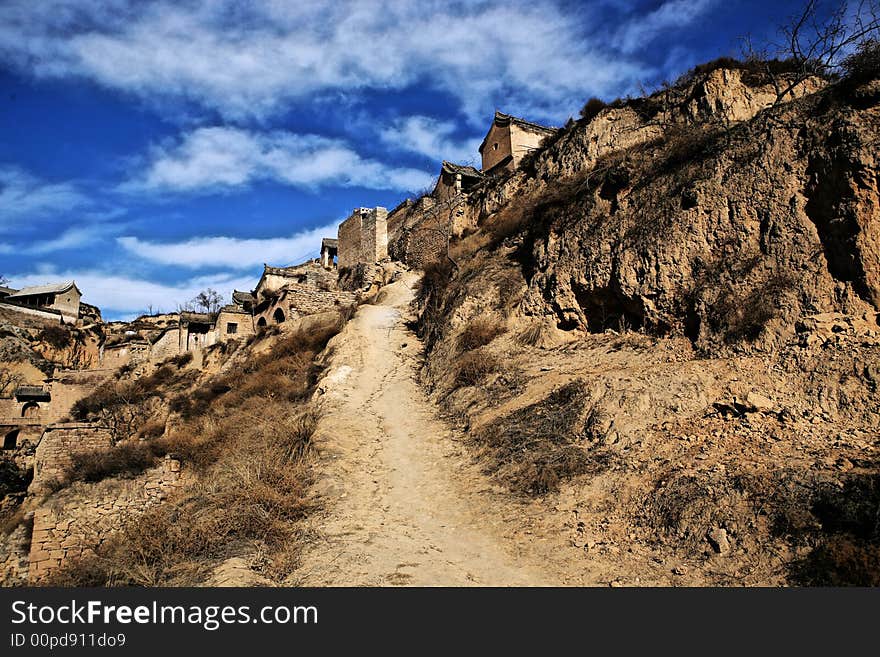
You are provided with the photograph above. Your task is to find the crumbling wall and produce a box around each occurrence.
[286,288,357,317]
[149,328,181,362]
[31,423,113,492]
[27,455,183,582]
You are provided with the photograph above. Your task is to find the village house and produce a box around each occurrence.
[479,111,557,175]
[2,281,83,323]
[252,260,355,327]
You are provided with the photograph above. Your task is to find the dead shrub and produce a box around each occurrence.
[457,316,506,352]
[452,350,500,388]
[579,97,607,122]
[473,381,607,495]
[515,321,545,347]
[841,39,880,86]
[63,441,163,484]
[168,352,193,368]
[46,407,320,586]
[36,325,72,350]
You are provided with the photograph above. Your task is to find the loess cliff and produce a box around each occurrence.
[415,60,880,585]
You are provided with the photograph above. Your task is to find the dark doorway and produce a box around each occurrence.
[21,402,39,418]
[273,308,286,324]
[3,429,19,450]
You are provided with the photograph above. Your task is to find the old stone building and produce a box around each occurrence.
[432,161,484,202]
[479,111,557,175]
[337,207,388,269]
[4,281,82,321]
[253,260,355,327]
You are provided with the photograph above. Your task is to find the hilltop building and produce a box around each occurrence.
[479,111,557,175]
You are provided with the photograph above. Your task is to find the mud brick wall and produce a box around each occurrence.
[31,423,113,491]
[287,288,358,318]
[0,303,63,329]
[46,370,115,424]
[27,455,183,582]
[149,328,181,362]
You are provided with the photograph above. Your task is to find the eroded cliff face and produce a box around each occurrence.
[480,73,879,352]
[414,67,879,585]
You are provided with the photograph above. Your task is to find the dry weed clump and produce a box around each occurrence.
[63,441,165,484]
[456,316,506,353]
[452,350,500,389]
[474,381,608,495]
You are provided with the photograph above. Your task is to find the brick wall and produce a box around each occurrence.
[27,455,183,582]
[338,207,388,268]
[337,210,363,268]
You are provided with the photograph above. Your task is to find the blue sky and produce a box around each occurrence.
[0,0,816,319]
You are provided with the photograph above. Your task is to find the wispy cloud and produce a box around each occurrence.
[616,0,719,55]
[117,223,337,270]
[380,116,482,165]
[0,0,663,123]
[126,127,434,194]
[0,166,91,225]
[24,223,124,255]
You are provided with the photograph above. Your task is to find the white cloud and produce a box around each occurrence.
[380,116,482,165]
[0,0,659,123]
[127,127,433,193]
[0,166,91,225]
[22,223,123,255]
[7,267,258,319]
[117,222,337,270]
[616,0,719,55]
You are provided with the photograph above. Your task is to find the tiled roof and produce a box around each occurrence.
[7,280,79,298]
[321,238,338,249]
[440,161,484,178]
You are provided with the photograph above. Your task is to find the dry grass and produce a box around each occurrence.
[456,316,506,353]
[452,350,500,389]
[64,441,164,484]
[473,381,610,495]
[44,307,352,586]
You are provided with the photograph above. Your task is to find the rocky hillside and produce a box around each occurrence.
[415,58,880,585]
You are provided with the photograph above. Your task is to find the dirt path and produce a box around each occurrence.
[292,272,603,586]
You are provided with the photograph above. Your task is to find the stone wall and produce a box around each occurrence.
[149,328,181,362]
[27,455,183,582]
[31,423,113,492]
[337,207,388,268]
[0,517,32,586]
[0,303,63,329]
[216,309,254,341]
[286,288,357,318]
[387,195,470,269]
[47,369,115,424]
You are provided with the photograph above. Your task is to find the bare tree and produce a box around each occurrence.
[190,288,223,314]
[749,0,880,103]
[0,367,23,398]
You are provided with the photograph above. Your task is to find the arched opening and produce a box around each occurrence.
[21,402,40,418]
[3,429,19,450]
[257,317,267,328]
[273,308,286,324]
